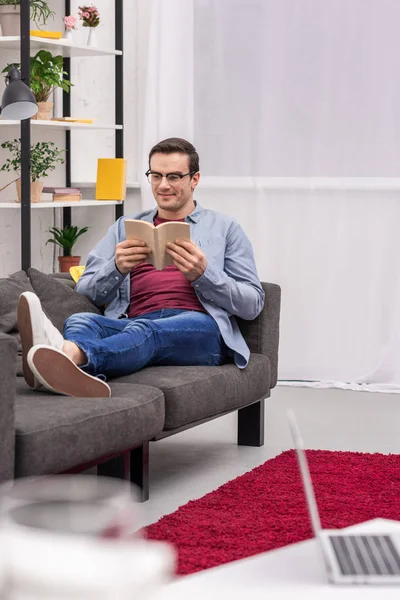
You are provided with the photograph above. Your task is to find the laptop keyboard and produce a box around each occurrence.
[329,534,400,577]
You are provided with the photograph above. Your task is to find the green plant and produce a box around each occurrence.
[46,225,89,256]
[0,0,55,28]
[2,50,72,102]
[0,139,65,182]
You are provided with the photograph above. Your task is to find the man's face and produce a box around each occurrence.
[149,152,199,218]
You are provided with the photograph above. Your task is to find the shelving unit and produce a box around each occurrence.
[12,0,124,271]
[0,120,123,130]
[0,200,123,209]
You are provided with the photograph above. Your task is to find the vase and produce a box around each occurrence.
[0,5,20,36]
[31,101,53,121]
[86,27,97,47]
[64,28,73,41]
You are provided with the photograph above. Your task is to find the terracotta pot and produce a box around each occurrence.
[0,5,20,36]
[32,101,53,121]
[15,180,43,203]
[58,256,81,273]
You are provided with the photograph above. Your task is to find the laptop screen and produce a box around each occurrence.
[287,409,322,538]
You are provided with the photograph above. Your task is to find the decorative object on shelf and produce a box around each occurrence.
[0,66,37,119]
[96,158,127,201]
[0,139,64,203]
[46,225,89,272]
[51,117,93,124]
[78,4,100,47]
[0,0,54,36]
[63,14,77,41]
[2,50,72,120]
[30,29,62,39]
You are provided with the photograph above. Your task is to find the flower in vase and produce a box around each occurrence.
[78,5,100,28]
[63,15,78,30]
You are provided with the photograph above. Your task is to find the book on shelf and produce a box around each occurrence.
[51,117,94,124]
[124,219,190,270]
[42,187,81,194]
[53,193,82,203]
[30,30,63,39]
[96,158,126,201]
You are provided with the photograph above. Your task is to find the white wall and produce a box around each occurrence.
[0,0,151,276]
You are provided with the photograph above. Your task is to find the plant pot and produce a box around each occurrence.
[0,5,20,36]
[15,180,43,204]
[58,256,81,273]
[32,101,53,121]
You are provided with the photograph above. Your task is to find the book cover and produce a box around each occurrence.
[51,117,94,124]
[30,30,63,39]
[124,219,190,270]
[96,158,127,201]
[53,193,82,202]
[43,187,81,194]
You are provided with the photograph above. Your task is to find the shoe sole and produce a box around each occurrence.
[17,294,35,388]
[28,346,111,398]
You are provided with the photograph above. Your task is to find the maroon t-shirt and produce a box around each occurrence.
[128,215,206,318]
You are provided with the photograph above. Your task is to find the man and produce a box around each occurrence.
[18,138,264,398]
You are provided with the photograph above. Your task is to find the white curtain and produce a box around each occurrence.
[141,0,400,385]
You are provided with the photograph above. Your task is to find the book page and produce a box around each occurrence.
[156,222,191,269]
[124,219,159,268]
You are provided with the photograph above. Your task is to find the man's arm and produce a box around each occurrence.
[167,221,264,320]
[76,218,153,307]
[75,219,126,307]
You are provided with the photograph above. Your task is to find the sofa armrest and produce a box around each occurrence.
[0,333,16,482]
[237,282,281,388]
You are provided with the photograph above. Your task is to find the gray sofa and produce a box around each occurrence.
[0,268,281,500]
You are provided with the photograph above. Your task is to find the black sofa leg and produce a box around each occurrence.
[237,399,265,447]
[98,451,130,479]
[130,442,150,502]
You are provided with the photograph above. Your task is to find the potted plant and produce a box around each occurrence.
[0,139,65,203]
[2,50,73,120]
[0,0,54,36]
[46,225,89,272]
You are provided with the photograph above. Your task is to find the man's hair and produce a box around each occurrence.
[148,137,200,174]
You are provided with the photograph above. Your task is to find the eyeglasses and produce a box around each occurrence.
[145,170,197,185]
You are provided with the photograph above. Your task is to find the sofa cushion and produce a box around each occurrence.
[28,268,101,334]
[14,380,165,477]
[0,271,35,349]
[113,353,270,430]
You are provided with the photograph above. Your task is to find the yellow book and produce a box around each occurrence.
[51,117,94,124]
[96,158,127,201]
[30,30,63,39]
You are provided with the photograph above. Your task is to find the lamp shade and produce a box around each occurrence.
[0,67,38,120]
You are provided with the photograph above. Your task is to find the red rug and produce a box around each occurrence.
[146,449,400,576]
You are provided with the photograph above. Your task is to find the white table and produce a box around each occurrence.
[159,519,400,599]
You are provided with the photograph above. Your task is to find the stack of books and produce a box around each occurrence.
[42,187,82,202]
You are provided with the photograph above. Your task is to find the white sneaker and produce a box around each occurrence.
[27,345,111,398]
[17,292,64,389]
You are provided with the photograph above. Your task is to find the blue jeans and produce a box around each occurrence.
[63,309,228,379]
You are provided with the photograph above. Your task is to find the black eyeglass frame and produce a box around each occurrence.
[145,169,198,183]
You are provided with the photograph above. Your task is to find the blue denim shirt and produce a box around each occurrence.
[76,202,264,367]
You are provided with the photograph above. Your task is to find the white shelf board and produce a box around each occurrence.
[0,200,123,209]
[0,119,122,131]
[0,36,122,57]
[72,181,140,189]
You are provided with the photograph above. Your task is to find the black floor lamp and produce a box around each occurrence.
[0,66,37,120]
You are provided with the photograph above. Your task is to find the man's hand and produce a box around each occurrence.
[166,239,207,282]
[115,239,151,274]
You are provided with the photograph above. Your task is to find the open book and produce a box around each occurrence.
[124,219,190,270]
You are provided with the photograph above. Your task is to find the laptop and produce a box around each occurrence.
[287,409,400,584]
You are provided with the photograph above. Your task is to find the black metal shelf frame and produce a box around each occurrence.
[19,0,124,269]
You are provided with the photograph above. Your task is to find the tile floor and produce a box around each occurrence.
[138,385,400,527]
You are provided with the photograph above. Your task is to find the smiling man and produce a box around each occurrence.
[17,138,265,397]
